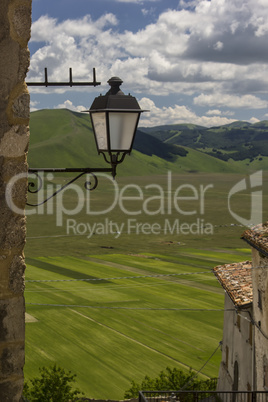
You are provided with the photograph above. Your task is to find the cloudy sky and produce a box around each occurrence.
[28,0,268,127]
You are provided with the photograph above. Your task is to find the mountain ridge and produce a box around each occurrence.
[28,109,268,174]
[139,119,268,165]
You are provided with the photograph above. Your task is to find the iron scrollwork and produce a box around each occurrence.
[26,167,112,206]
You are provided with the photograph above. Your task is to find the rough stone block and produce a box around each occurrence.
[18,47,30,82]
[0,125,29,158]
[2,216,26,251]
[0,343,24,379]
[12,93,30,120]
[8,2,32,48]
[0,187,26,250]
[6,82,30,125]
[2,159,28,179]
[0,39,20,108]
[0,377,24,402]
[1,159,28,217]
[9,255,26,294]
[0,297,25,342]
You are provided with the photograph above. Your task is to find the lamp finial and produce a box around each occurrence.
[106,77,124,95]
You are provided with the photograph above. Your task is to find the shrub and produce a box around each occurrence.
[23,364,84,401]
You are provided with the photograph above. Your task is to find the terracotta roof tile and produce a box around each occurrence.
[241,221,268,256]
[213,261,253,307]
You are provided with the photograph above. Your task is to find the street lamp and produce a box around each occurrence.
[88,76,144,178]
[27,77,147,205]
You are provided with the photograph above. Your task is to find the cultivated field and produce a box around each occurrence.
[24,172,268,398]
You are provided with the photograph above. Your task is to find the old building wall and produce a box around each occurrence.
[0,0,32,400]
[217,297,234,392]
[251,248,268,391]
[217,296,253,392]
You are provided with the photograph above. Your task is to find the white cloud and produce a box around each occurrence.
[194,93,268,109]
[30,100,40,112]
[141,7,156,16]
[29,13,120,85]
[30,14,118,43]
[115,0,159,2]
[249,117,260,124]
[206,109,234,117]
[29,2,268,92]
[206,109,222,116]
[54,100,85,112]
[139,97,236,127]
[28,0,268,124]
[213,41,224,51]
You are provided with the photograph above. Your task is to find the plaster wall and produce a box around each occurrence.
[217,296,253,392]
[0,0,31,400]
[251,248,268,391]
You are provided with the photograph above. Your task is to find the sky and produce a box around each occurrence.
[28,0,268,127]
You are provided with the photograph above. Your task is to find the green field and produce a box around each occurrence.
[24,172,268,398]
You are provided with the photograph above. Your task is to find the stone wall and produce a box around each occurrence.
[251,248,268,391]
[216,296,253,392]
[0,0,32,400]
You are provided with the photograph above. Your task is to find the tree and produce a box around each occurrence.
[23,364,84,401]
[124,367,216,399]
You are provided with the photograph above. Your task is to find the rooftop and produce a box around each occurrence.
[241,221,268,257]
[213,261,253,307]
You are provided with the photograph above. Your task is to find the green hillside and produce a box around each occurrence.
[28,109,264,175]
[140,120,268,170]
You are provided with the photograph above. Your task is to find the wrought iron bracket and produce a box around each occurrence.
[26,67,101,87]
[27,153,126,206]
[26,66,105,206]
[27,167,113,206]
[26,70,132,206]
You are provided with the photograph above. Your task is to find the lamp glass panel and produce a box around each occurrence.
[91,112,108,151]
[109,112,139,151]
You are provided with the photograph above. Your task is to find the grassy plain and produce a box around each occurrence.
[24,172,268,398]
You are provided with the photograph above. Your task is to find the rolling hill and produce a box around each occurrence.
[139,120,268,167]
[28,109,268,175]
